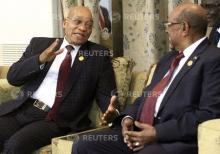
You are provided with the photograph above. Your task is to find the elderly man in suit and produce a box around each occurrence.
[73,3,220,154]
[0,6,116,154]
[201,0,220,47]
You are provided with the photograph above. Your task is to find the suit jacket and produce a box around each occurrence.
[121,38,220,153]
[0,37,116,131]
[100,6,111,33]
[208,22,220,46]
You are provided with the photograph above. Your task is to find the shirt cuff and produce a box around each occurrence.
[115,109,120,115]
[39,63,45,70]
[121,115,134,127]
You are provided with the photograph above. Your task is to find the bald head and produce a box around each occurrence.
[67,6,93,19]
[170,3,208,35]
[173,3,207,17]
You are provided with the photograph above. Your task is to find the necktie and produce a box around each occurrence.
[139,52,184,125]
[47,45,73,121]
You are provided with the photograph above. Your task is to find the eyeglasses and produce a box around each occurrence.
[201,3,220,9]
[66,17,93,29]
[163,22,182,30]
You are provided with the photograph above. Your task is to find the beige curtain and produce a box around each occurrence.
[123,0,197,71]
[123,0,168,71]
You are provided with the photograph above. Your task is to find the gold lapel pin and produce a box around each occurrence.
[79,56,84,61]
[187,60,193,66]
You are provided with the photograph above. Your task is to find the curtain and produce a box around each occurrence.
[123,0,196,71]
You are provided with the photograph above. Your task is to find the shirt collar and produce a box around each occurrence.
[182,37,206,58]
[61,37,81,51]
[217,27,220,33]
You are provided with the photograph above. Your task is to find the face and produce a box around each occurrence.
[63,7,93,45]
[165,11,182,50]
[201,0,220,26]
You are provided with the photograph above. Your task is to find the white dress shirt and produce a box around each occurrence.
[154,37,206,116]
[217,28,220,48]
[32,38,81,107]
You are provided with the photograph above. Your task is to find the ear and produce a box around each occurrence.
[181,21,190,36]
[63,19,67,29]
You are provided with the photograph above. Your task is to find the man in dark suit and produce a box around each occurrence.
[98,0,111,33]
[201,0,220,46]
[0,6,116,154]
[73,3,220,154]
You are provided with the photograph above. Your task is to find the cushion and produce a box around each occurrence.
[112,57,135,110]
[126,71,148,105]
[125,64,157,105]
[198,119,220,154]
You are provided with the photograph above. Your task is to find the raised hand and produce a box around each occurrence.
[100,95,119,126]
[39,39,64,64]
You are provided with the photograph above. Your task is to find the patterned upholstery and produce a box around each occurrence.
[112,57,135,110]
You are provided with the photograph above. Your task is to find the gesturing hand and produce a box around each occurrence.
[39,39,64,64]
[124,121,157,151]
[100,95,119,126]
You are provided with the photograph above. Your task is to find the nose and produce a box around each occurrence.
[78,24,87,32]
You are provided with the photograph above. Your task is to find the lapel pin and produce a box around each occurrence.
[187,60,193,66]
[79,56,84,61]
[193,56,198,60]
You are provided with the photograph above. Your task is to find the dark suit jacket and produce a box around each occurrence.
[121,38,220,154]
[100,6,111,33]
[0,37,116,131]
[208,22,220,46]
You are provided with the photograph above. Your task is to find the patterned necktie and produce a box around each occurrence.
[47,45,73,121]
[139,52,184,125]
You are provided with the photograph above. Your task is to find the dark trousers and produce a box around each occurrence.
[72,127,198,154]
[0,99,66,154]
[72,127,169,154]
